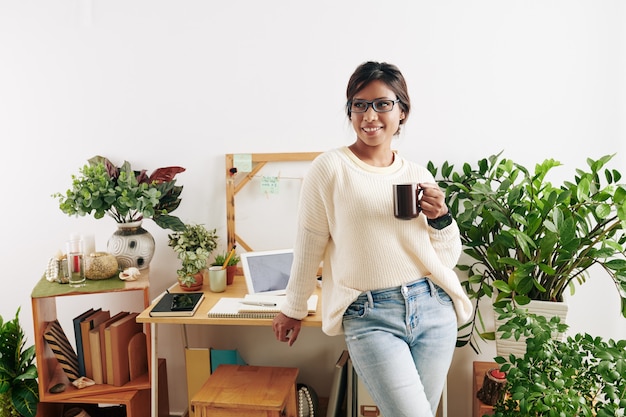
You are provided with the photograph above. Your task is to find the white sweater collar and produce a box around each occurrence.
[340,146,403,175]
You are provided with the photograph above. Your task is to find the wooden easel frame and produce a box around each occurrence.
[225,152,321,252]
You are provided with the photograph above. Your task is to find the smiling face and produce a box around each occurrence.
[350,80,406,149]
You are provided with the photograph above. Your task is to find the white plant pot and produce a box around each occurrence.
[107,220,155,270]
[494,299,568,360]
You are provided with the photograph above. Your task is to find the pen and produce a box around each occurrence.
[222,245,237,269]
[239,301,277,307]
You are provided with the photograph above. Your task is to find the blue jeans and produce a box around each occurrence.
[343,278,457,417]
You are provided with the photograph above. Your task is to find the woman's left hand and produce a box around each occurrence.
[272,313,302,346]
[418,182,449,219]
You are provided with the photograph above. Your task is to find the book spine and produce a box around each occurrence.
[89,329,103,384]
[73,308,93,378]
[104,327,114,385]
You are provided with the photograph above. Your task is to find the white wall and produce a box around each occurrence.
[1,1,625,416]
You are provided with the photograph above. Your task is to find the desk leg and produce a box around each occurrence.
[151,322,158,417]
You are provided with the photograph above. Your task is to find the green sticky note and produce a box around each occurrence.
[233,154,252,172]
[260,176,279,194]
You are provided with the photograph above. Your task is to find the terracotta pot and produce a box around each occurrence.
[178,271,204,291]
[226,265,237,285]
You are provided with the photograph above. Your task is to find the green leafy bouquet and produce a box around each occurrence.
[54,155,186,231]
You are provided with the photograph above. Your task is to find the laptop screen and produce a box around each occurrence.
[240,249,294,295]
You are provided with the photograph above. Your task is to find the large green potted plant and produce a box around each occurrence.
[492,306,626,416]
[53,156,187,269]
[0,308,38,417]
[168,224,219,291]
[427,153,626,353]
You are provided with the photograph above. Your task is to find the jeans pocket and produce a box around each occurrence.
[343,300,368,322]
[434,286,453,306]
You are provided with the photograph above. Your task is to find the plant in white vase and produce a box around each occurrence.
[428,153,626,353]
[53,156,187,269]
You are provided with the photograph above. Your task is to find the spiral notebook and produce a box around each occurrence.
[207,294,318,318]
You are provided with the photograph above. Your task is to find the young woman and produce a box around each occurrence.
[272,61,472,416]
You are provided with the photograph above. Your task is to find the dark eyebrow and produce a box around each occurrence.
[352,97,395,101]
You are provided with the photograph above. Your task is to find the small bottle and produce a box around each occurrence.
[66,236,86,287]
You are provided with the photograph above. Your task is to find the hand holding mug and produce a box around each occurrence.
[393,182,448,220]
[417,182,448,219]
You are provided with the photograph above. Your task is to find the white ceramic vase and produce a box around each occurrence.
[107,220,155,270]
[494,299,568,360]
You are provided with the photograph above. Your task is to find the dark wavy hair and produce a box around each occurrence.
[345,61,411,131]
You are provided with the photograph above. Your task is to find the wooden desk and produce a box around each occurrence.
[137,275,321,327]
[136,275,322,417]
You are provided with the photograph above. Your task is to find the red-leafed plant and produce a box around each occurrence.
[53,155,186,231]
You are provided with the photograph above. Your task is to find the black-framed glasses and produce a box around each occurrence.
[349,99,400,114]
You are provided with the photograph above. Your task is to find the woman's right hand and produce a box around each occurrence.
[272,313,302,346]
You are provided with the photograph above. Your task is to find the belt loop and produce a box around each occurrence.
[366,291,374,307]
[401,283,408,297]
[427,279,436,297]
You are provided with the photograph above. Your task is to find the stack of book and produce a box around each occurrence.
[72,308,148,386]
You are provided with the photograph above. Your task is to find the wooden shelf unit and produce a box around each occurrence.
[31,272,165,417]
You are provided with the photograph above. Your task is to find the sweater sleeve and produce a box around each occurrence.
[280,156,331,320]
[428,219,462,269]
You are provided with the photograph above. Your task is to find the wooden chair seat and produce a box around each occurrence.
[191,365,299,417]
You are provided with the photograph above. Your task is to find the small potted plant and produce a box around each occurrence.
[492,306,626,416]
[0,307,39,417]
[168,224,218,291]
[211,250,240,285]
[428,153,626,354]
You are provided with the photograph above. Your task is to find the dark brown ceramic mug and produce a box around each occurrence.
[393,183,423,220]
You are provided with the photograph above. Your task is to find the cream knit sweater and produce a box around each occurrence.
[281,147,473,336]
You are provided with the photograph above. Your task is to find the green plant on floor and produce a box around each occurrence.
[427,153,626,352]
[492,306,626,416]
[0,308,39,417]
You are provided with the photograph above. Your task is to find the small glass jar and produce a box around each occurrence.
[66,238,85,287]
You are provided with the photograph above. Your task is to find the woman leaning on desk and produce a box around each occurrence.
[272,61,473,417]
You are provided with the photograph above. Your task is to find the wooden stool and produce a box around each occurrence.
[191,365,299,417]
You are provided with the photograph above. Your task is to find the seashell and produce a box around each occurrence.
[45,257,61,282]
[119,267,141,281]
[71,376,95,389]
